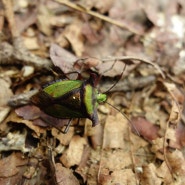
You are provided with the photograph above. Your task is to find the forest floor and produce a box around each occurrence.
[0,0,185,184]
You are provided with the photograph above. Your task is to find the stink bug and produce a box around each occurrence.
[31,73,107,133]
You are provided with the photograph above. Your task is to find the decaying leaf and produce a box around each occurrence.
[0,129,30,153]
[99,169,137,185]
[55,163,80,185]
[166,150,185,177]
[50,43,77,73]
[60,135,87,167]
[0,152,28,185]
[7,110,45,137]
[100,149,132,171]
[140,163,162,185]
[51,127,74,146]
[63,21,84,57]
[171,121,185,149]
[0,78,13,123]
[103,113,128,149]
[96,60,125,77]
[131,117,159,141]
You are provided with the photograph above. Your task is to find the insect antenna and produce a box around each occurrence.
[100,62,140,136]
[103,63,126,94]
[105,101,140,136]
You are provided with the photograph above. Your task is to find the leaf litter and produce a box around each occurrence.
[1,0,185,184]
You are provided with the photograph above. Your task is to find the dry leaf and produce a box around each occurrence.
[37,5,52,36]
[151,138,165,160]
[169,100,182,125]
[167,150,185,176]
[52,127,74,146]
[96,60,125,77]
[163,82,184,104]
[0,78,13,123]
[85,119,103,149]
[60,135,87,167]
[15,105,41,120]
[63,21,84,57]
[99,169,136,185]
[171,122,185,149]
[55,163,80,185]
[0,129,30,153]
[140,163,162,185]
[82,22,103,44]
[50,43,77,73]
[8,110,45,137]
[103,113,128,149]
[131,117,159,141]
[23,36,39,50]
[100,149,132,170]
[0,152,27,178]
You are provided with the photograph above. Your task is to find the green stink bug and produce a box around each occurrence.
[31,73,107,132]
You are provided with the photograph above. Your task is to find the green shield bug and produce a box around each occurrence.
[31,58,151,135]
[31,73,107,133]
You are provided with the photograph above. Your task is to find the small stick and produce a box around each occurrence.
[2,0,19,37]
[102,56,165,79]
[55,0,143,35]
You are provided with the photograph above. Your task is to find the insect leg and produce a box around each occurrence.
[62,118,73,134]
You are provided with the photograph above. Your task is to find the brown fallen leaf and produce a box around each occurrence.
[60,135,87,168]
[100,149,132,171]
[0,78,13,106]
[93,0,114,14]
[166,150,185,177]
[85,120,103,149]
[75,145,91,183]
[73,57,102,71]
[170,121,185,149]
[0,152,27,178]
[37,4,52,36]
[63,21,84,57]
[51,127,74,146]
[99,169,137,185]
[15,105,41,120]
[140,163,162,185]
[50,43,77,73]
[156,161,173,184]
[23,36,39,50]
[103,113,128,149]
[131,116,159,141]
[7,110,45,137]
[15,105,72,130]
[0,78,13,123]
[151,138,165,160]
[96,60,125,77]
[0,129,30,153]
[82,22,103,44]
[55,163,80,185]
[163,82,185,104]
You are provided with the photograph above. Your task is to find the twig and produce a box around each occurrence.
[162,101,174,180]
[2,0,19,37]
[102,56,165,79]
[0,40,52,69]
[54,0,143,35]
[8,89,39,107]
[0,0,52,69]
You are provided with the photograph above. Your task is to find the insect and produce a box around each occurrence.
[31,73,107,133]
